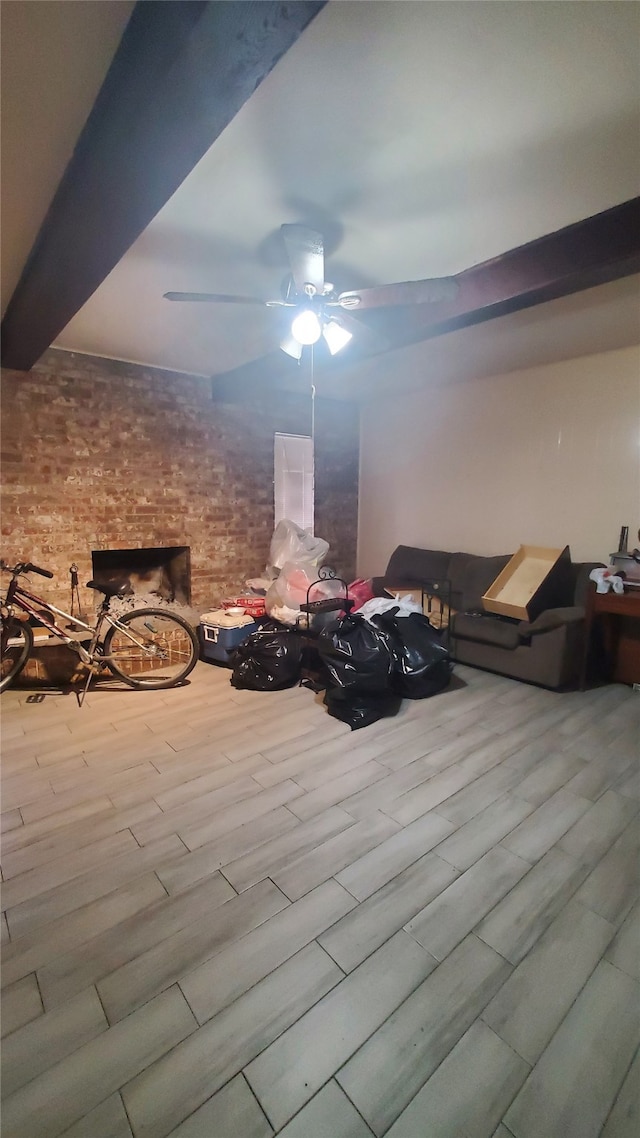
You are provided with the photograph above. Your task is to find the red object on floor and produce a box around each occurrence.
[223,596,266,617]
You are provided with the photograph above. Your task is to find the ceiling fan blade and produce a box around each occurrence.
[336,276,459,310]
[163,291,268,305]
[281,225,325,296]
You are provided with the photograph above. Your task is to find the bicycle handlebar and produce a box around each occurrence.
[26,562,54,579]
[0,560,54,579]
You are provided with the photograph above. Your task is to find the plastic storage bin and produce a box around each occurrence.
[199,618,258,665]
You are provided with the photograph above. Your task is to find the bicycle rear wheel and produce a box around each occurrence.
[103,608,198,689]
[1,618,34,692]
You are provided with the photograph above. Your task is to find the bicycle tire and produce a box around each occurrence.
[1,618,34,692]
[103,608,199,689]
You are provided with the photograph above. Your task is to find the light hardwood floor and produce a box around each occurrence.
[1,661,638,1138]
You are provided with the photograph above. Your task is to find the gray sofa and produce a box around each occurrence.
[375,545,602,689]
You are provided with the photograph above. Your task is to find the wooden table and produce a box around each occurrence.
[580,584,640,688]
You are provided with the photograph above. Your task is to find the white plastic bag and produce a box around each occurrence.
[308,577,347,604]
[268,520,329,572]
[267,603,303,627]
[357,594,423,621]
[244,577,271,594]
[265,561,315,611]
[589,567,624,595]
[266,560,348,620]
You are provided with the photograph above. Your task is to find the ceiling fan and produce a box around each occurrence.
[164,224,458,359]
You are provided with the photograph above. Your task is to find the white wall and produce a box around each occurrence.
[358,345,640,574]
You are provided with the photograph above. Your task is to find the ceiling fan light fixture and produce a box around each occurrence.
[279,333,304,360]
[322,320,353,355]
[291,308,322,345]
[337,294,361,309]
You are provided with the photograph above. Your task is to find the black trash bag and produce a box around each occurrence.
[299,641,331,694]
[374,611,453,699]
[318,613,394,692]
[230,627,302,691]
[324,685,402,730]
[309,606,348,636]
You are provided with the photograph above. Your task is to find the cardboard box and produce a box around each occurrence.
[482,545,571,621]
[384,584,453,629]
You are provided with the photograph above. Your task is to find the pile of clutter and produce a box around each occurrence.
[245,519,343,625]
[201,520,453,730]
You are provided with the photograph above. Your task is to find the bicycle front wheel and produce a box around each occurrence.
[103,609,199,689]
[1,617,34,692]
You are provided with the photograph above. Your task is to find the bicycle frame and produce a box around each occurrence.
[1,560,199,704]
[9,582,96,637]
[3,579,151,667]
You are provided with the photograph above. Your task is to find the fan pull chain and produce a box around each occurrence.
[310,342,316,445]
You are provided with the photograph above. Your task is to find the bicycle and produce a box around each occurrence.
[0,560,199,700]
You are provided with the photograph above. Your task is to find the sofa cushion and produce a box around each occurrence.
[452,612,521,650]
[449,552,512,613]
[384,545,451,588]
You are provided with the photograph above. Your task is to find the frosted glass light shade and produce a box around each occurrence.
[323,320,353,355]
[291,308,322,345]
[280,333,304,359]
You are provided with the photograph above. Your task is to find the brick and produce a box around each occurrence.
[1,350,358,611]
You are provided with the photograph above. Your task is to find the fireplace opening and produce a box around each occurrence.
[91,546,191,605]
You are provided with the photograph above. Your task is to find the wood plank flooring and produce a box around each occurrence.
[1,661,638,1138]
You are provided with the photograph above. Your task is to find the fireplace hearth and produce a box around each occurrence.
[91,546,191,604]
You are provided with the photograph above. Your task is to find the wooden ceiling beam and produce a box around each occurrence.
[360,196,640,347]
[1,0,328,371]
[211,197,640,399]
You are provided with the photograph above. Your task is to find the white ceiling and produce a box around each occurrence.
[0,0,134,313]
[3,1,639,387]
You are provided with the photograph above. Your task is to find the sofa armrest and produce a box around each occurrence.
[518,606,584,637]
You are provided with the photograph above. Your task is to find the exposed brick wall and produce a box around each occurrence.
[1,350,359,610]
